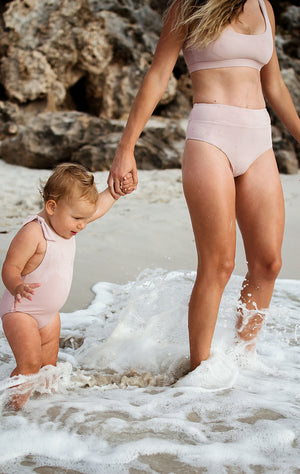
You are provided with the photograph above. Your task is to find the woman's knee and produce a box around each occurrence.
[264,256,282,280]
[197,255,235,286]
[218,258,235,283]
[249,253,282,282]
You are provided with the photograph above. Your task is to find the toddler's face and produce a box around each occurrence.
[48,196,97,239]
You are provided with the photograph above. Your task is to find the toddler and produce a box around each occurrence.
[0,163,132,408]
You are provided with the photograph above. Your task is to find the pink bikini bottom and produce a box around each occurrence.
[186,103,272,177]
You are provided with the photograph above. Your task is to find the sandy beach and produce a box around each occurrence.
[0,160,299,312]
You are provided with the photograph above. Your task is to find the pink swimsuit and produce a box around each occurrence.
[0,215,75,329]
[182,0,274,177]
[182,0,273,74]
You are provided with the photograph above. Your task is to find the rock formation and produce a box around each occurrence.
[0,0,299,172]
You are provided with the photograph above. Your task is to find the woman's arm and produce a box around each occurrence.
[260,0,300,143]
[108,1,187,199]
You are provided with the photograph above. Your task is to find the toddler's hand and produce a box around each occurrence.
[14,283,41,310]
[120,172,135,194]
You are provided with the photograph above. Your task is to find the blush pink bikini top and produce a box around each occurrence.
[182,0,273,73]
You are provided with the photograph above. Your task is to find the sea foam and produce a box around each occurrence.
[0,269,299,473]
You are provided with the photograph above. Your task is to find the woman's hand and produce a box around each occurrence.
[108,148,138,199]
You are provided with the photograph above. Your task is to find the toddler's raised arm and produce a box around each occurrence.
[90,172,134,222]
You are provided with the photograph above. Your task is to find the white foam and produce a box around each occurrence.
[0,269,299,473]
[174,350,239,390]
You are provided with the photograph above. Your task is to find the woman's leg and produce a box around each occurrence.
[182,140,236,370]
[235,149,285,346]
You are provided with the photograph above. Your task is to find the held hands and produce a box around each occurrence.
[14,282,41,310]
[109,171,136,199]
[108,149,138,199]
[119,172,135,194]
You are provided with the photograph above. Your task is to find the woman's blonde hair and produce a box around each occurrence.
[168,0,247,48]
[41,163,99,205]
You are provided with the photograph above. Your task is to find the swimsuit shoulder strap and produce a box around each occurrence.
[22,215,57,241]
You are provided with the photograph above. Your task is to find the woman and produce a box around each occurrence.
[108,0,300,372]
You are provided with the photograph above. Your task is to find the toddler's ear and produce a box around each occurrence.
[45,199,57,215]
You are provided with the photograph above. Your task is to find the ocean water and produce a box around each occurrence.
[0,268,299,473]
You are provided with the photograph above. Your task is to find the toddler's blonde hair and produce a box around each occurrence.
[41,163,99,205]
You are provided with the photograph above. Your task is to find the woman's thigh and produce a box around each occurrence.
[182,140,236,268]
[235,149,285,269]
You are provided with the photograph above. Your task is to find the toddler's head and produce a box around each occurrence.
[41,163,99,206]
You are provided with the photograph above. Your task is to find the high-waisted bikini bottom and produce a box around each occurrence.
[186,103,272,177]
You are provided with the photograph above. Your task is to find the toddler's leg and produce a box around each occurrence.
[2,312,43,409]
[40,312,61,367]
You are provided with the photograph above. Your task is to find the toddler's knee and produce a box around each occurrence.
[18,357,42,375]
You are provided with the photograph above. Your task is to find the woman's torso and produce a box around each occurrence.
[182,0,273,108]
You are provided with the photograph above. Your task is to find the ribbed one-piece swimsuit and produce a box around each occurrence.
[0,215,76,329]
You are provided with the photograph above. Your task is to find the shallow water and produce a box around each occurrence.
[0,269,299,473]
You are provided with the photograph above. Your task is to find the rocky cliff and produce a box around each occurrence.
[0,0,299,172]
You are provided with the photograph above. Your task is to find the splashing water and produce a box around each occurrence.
[0,269,299,473]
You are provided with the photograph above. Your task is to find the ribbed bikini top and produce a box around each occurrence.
[182,0,273,73]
